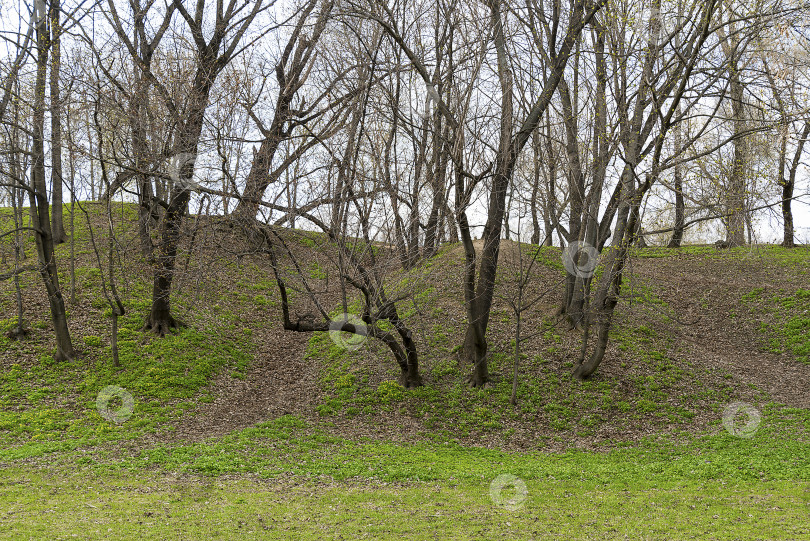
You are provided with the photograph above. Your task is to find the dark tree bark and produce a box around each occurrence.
[49,0,67,244]
[30,6,74,360]
[106,0,267,333]
[529,128,542,245]
[265,221,422,388]
[233,0,333,221]
[717,17,749,248]
[766,54,810,249]
[459,0,601,386]
[575,0,719,379]
[557,18,610,331]
[667,108,685,248]
[780,120,809,247]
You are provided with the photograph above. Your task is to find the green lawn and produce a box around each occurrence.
[2,467,808,539]
[2,404,809,539]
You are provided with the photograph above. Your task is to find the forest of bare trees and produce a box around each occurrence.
[2,0,809,386]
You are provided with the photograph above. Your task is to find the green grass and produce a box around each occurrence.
[0,320,250,461]
[306,311,741,440]
[0,258,252,462]
[1,467,808,539]
[744,288,810,364]
[100,402,807,481]
[3,206,809,538]
[2,404,809,539]
[302,244,709,441]
[631,244,810,266]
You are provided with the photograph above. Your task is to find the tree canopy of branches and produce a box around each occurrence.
[2,0,809,382]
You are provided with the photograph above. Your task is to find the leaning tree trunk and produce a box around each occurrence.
[573,201,637,379]
[31,12,74,359]
[232,97,290,221]
[232,0,330,221]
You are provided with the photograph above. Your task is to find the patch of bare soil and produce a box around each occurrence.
[154,327,314,444]
[138,223,336,445]
[633,248,810,409]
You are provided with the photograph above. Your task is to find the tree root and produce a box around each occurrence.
[399,372,424,389]
[143,314,184,337]
[4,325,28,340]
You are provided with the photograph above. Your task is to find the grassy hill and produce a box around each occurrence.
[1,203,809,539]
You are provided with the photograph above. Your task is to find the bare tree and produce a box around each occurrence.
[49,0,68,243]
[233,0,337,220]
[29,1,75,359]
[106,0,271,334]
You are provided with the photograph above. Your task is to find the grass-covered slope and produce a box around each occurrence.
[1,204,809,539]
[302,241,810,451]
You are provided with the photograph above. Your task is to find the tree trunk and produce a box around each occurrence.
[530,129,541,245]
[67,98,77,304]
[557,75,586,326]
[144,188,188,335]
[782,120,809,247]
[667,109,685,247]
[49,0,67,244]
[233,93,291,220]
[461,0,593,386]
[462,0,516,387]
[725,60,747,247]
[31,13,74,360]
[232,0,330,220]
[9,180,27,339]
[573,202,635,379]
[559,19,607,330]
[145,67,213,333]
